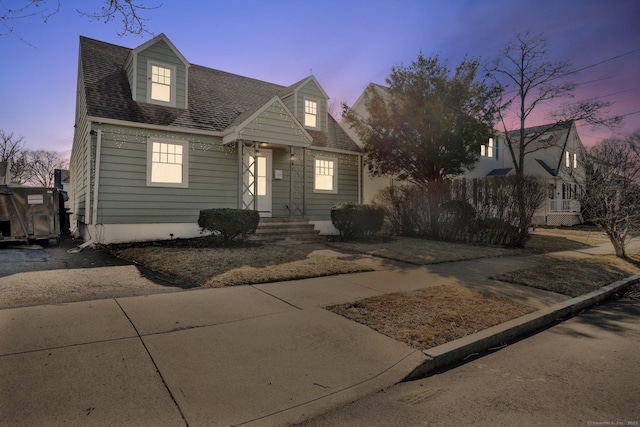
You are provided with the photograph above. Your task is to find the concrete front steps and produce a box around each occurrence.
[249,217,323,243]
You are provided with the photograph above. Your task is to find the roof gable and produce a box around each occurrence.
[125,33,189,69]
[222,97,312,147]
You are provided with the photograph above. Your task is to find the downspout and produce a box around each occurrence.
[289,145,293,218]
[69,128,101,253]
[237,140,243,209]
[358,155,362,204]
[92,129,102,227]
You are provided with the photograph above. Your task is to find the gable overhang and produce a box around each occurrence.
[222,96,312,147]
[124,33,190,69]
[293,75,330,100]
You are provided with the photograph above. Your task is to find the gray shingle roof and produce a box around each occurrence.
[487,168,512,176]
[80,36,360,153]
[506,121,573,140]
[535,159,558,176]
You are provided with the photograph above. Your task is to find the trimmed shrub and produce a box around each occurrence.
[198,209,260,243]
[331,203,385,238]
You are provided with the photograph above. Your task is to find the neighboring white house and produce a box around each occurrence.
[466,121,586,226]
[341,83,399,204]
[344,83,586,226]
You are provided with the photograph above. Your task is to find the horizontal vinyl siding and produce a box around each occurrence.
[282,94,295,116]
[305,150,359,220]
[238,101,309,146]
[95,124,237,225]
[70,65,90,223]
[271,148,292,217]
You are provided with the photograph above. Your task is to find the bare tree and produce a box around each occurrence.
[486,31,621,176]
[0,129,29,183]
[1,0,160,41]
[580,131,640,259]
[24,149,69,187]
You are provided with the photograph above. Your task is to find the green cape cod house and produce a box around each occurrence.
[70,34,362,244]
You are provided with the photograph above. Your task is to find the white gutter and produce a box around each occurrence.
[68,127,101,254]
[86,116,224,137]
[92,129,102,226]
[307,146,364,156]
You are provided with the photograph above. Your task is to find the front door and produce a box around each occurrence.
[243,148,272,217]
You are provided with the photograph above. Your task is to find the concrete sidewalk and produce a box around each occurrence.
[1,239,639,426]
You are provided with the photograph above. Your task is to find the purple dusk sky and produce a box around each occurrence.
[1,0,639,158]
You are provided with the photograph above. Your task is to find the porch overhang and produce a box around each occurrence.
[222,96,312,148]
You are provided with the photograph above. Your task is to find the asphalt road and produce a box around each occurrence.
[0,235,130,278]
[297,296,640,426]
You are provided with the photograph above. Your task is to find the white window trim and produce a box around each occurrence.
[304,97,319,129]
[147,60,177,107]
[314,155,338,194]
[146,137,189,188]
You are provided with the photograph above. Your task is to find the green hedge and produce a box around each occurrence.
[198,209,260,243]
[331,203,384,238]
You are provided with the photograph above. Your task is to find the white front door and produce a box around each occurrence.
[243,148,272,216]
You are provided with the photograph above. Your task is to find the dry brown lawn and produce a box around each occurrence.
[327,284,536,351]
[492,255,640,297]
[327,232,593,265]
[110,230,640,353]
[112,244,372,288]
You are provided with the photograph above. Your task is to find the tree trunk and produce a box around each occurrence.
[609,234,627,259]
[427,180,443,239]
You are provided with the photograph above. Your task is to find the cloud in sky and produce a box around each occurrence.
[1,0,638,156]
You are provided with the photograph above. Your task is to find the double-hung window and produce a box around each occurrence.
[147,62,176,106]
[481,138,495,158]
[314,156,337,193]
[147,138,188,187]
[304,99,318,128]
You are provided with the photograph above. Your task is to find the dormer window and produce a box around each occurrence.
[147,61,176,106]
[304,99,317,128]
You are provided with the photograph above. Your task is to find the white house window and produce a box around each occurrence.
[304,99,318,128]
[565,151,571,168]
[147,62,176,106]
[314,157,337,193]
[147,138,188,187]
[573,153,578,169]
[481,137,494,158]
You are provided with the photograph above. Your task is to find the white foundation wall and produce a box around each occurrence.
[78,222,208,244]
[310,220,340,236]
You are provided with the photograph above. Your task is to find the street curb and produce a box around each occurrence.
[404,273,640,381]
